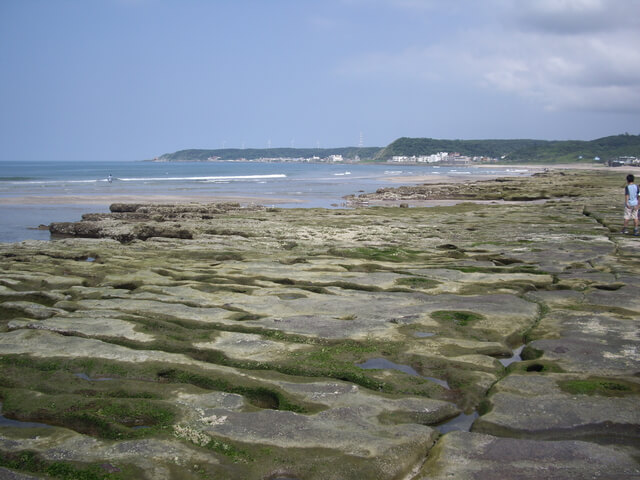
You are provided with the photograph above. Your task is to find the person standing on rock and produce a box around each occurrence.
[622,174,639,235]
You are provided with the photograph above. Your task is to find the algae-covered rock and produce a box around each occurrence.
[528,311,640,375]
[1,172,639,479]
[473,374,640,445]
[418,431,640,480]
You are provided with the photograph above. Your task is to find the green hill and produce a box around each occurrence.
[505,134,640,163]
[375,134,640,163]
[157,147,381,161]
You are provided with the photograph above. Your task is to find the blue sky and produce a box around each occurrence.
[1,0,639,161]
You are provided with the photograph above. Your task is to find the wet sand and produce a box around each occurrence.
[0,194,303,206]
[385,174,500,184]
[384,163,640,185]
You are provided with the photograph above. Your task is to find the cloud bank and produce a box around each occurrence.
[341,0,640,113]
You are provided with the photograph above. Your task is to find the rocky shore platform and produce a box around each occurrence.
[1,169,638,479]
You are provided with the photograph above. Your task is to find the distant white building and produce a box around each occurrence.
[391,152,449,163]
[328,154,344,162]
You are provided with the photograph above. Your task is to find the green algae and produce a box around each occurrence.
[203,436,252,463]
[450,265,549,275]
[558,378,639,397]
[394,277,440,289]
[0,450,141,480]
[341,263,388,272]
[520,345,544,360]
[156,367,307,412]
[279,345,390,392]
[0,354,313,414]
[327,247,420,263]
[1,169,638,479]
[431,310,484,327]
[0,388,176,439]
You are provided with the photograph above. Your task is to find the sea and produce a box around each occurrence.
[0,160,529,243]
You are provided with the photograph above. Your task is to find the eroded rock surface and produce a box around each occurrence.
[1,170,638,479]
[419,431,640,480]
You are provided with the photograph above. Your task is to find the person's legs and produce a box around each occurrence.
[623,206,632,233]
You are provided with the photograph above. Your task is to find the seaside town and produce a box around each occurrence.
[608,155,640,167]
[389,152,497,165]
[206,154,364,163]
[204,152,499,164]
[203,152,639,165]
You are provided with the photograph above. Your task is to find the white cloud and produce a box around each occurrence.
[338,0,640,113]
[509,0,640,34]
[471,27,640,111]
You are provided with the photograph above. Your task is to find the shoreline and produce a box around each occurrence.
[0,194,304,206]
[2,163,638,209]
[384,163,640,185]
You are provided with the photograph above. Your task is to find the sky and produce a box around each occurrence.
[1,0,639,161]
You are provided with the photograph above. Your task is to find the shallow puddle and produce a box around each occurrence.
[0,402,51,429]
[356,359,478,432]
[356,358,450,389]
[414,332,436,338]
[74,372,114,381]
[498,345,525,367]
[277,293,306,300]
[435,411,479,434]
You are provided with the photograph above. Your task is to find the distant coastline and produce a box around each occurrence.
[154,133,640,165]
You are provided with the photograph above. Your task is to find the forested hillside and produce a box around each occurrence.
[374,138,547,160]
[157,147,380,161]
[503,134,640,163]
[375,134,640,163]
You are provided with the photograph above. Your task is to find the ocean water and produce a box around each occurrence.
[0,160,526,243]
